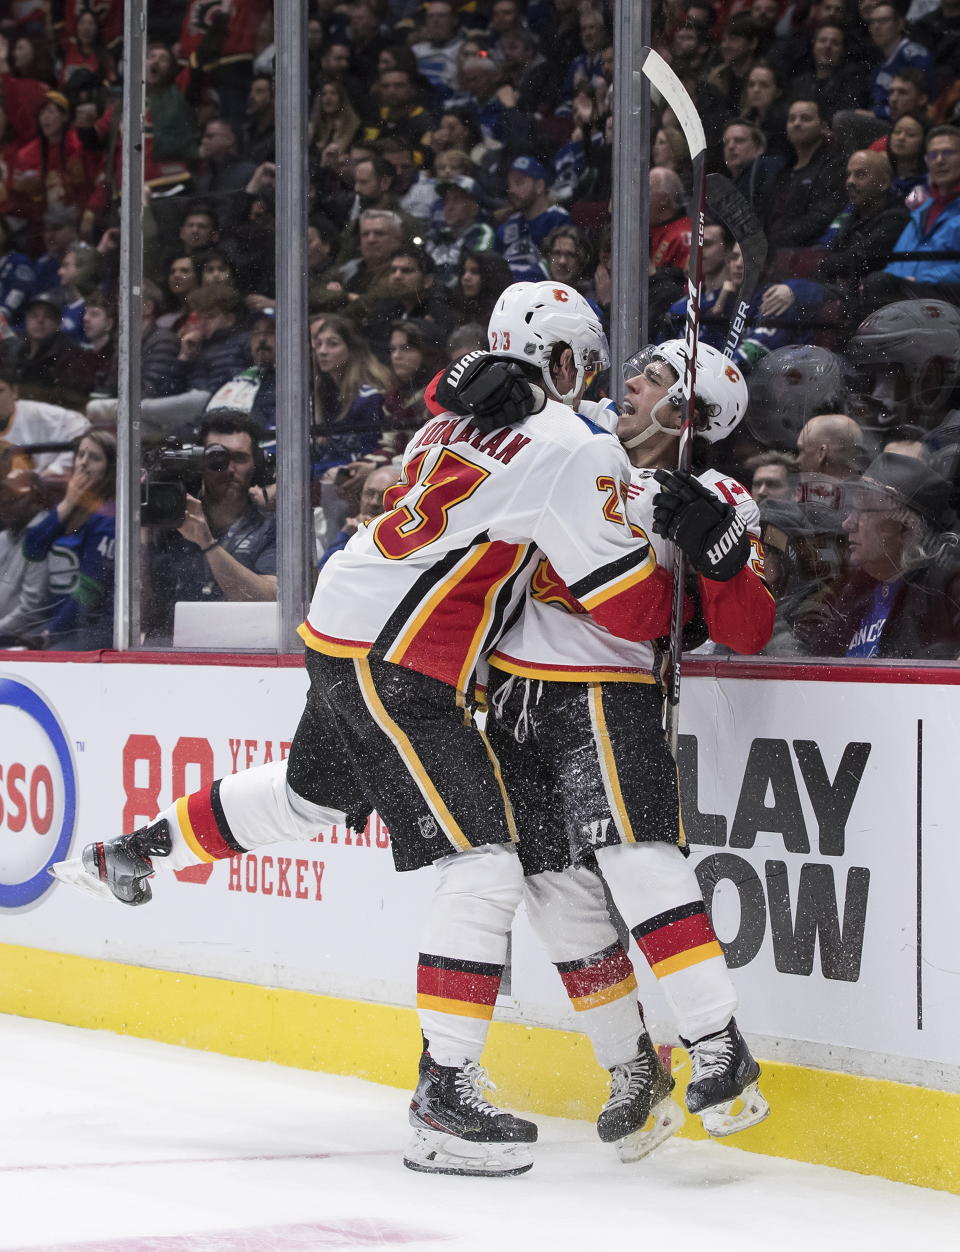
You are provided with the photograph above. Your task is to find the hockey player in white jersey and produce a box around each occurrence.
[471,338,775,1161]
[52,282,692,1178]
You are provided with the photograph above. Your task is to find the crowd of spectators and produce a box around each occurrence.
[0,0,959,659]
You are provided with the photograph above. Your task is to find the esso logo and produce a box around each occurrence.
[0,678,76,908]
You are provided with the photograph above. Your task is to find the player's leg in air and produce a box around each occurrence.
[50,651,369,905]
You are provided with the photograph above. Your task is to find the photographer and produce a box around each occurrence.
[143,411,276,644]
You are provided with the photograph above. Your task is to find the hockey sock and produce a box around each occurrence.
[156,761,346,871]
[524,867,644,1070]
[595,842,737,1042]
[417,844,523,1067]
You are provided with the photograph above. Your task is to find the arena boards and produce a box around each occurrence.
[1,654,959,1194]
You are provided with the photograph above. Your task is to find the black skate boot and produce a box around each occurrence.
[597,1032,684,1162]
[404,1046,538,1177]
[681,1018,770,1137]
[49,820,172,906]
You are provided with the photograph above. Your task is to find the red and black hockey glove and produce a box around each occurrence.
[652,469,749,582]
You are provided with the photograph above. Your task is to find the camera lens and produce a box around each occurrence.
[205,444,230,472]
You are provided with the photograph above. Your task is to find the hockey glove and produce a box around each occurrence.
[651,469,749,582]
[433,351,540,432]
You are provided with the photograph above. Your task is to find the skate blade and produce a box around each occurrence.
[616,1097,684,1164]
[699,1083,770,1138]
[48,857,115,902]
[403,1128,534,1177]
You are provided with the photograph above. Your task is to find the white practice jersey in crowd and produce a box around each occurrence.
[299,398,672,701]
[489,464,762,683]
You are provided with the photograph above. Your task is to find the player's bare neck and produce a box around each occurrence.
[627,434,679,472]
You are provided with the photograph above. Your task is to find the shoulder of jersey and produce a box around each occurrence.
[698,467,761,529]
[526,398,622,453]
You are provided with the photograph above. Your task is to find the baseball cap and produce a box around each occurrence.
[859,453,955,531]
[25,290,64,317]
[509,155,549,182]
[436,175,486,205]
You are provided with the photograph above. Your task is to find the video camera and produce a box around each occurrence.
[141,438,231,527]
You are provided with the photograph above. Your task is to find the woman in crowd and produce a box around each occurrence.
[383,319,446,452]
[451,250,513,327]
[11,35,57,86]
[21,429,116,651]
[11,91,95,240]
[157,253,200,331]
[652,124,693,191]
[59,10,117,89]
[887,111,929,201]
[309,77,361,155]
[310,313,391,475]
[741,60,789,160]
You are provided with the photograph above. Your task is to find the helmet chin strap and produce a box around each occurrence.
[620,395,683,449]
[544,363,584,407]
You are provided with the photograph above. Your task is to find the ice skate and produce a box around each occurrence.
[403,1049,537,1177]
[682,1018,770,1137]
[597,1033,684,1163]
[49,820,172,906]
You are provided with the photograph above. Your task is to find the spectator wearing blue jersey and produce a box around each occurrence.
[411,1,464,96]
[21,429,116,651]
[495,156,570,281]
[0,220,35,327]
[867,4,933,120]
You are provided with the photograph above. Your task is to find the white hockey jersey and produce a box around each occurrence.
[299,400,677,700]
[489,466,768,683]
[0,400,89,477]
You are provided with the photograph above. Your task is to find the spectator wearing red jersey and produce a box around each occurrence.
[0,33,48,147]
[650,166,691,273]
[63,1,123,54]
[11,92,95,246]
[59,9,117,90]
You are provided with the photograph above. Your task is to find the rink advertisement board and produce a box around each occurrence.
[0,656,958,1095]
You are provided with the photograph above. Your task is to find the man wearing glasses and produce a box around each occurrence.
[858,125,960,310]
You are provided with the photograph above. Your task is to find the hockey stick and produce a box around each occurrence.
[639,48,706,756]
[704,172,768,361]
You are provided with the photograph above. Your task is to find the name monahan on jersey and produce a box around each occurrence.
[298,397,679,699]
[489,465,774,683]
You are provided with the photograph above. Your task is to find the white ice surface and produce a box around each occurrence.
[1,1014,958,1252]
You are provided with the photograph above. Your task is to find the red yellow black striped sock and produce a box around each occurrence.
[632,902,723,978]
[555,941,638,1012]
[174,781,248,863]
[416,953,504,1020]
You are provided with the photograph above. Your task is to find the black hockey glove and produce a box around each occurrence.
[433,351,540,432]
[651,469,749,582]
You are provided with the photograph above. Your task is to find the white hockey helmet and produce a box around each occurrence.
[487,280,611,405]
[621,339,748,447]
